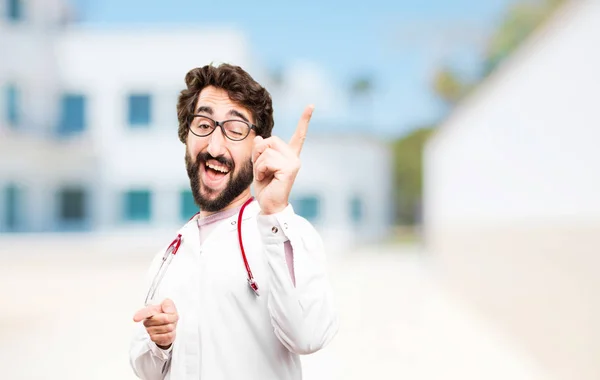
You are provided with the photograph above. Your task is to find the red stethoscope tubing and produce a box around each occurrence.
[156,197,259,298]
[144,233,182,305]
[238,197,259,295]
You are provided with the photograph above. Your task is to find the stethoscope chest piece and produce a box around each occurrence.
[248,278,260,297]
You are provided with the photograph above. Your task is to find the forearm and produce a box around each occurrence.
[130,324,172,379]
[258,206,339,355]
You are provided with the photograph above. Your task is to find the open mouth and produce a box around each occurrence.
[202,160,231,188]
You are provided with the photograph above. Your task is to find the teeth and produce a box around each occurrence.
[207,163,229,173]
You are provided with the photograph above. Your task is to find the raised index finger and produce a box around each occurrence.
[288,105,314,156]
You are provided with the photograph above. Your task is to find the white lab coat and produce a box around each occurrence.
[129,201,339,380]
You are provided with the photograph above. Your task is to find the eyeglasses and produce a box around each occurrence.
[188,114,257,141]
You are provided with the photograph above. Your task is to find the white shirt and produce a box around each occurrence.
[129,200,339,380]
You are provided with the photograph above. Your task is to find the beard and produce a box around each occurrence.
[185,150,254,213]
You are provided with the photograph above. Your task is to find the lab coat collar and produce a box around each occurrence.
[224,199,259,231]
[183,199,260,234]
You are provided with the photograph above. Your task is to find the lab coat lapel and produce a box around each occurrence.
[172,216,202,380]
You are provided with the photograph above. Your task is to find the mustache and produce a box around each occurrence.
[196,151,233,171]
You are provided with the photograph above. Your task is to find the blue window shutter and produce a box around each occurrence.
[124,190,152,221]
[6,85,19,127]
[4,184,20,231]
[57,187,89,231]
[59,94,86,135]
[128,94,152,127]
[7,0,23,21]
[180,189,198,220]
[292,195,320,222]
[58,188,87,222]
[350,196,363,224]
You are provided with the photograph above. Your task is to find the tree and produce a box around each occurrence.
[431,66,471,107]
[392,126,435,225]
[349,75,374,124]
[431,0,566,106]
[483,0,566,75]
[350,76,373,96]
[392,0,567,226]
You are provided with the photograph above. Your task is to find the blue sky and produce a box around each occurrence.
[73,0,514,138]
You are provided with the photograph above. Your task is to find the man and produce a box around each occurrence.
[129,63,338,380]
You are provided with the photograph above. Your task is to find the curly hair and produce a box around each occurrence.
[176,63,274,143]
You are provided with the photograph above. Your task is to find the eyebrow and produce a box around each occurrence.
[228,109,250,123]
[195,106,213,115]
[194,106,251,124]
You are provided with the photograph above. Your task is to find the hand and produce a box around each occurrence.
[252,105,313,215]
[133,298,179,349]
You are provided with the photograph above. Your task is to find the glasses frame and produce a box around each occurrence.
[188,114,257,142]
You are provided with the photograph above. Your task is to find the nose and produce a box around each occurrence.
[206,126,227,158]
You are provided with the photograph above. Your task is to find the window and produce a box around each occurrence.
[58,187,87,223]
[58,94,86,135]
[7,0,22,22]
[5,84,19,127]
[128,94,152,127]
[350,196,363,224]
[4,184,21,231]
[180,189,198,221]
[124,190,152,221]
[292,195,320,222]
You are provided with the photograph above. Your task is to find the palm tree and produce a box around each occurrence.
[349,75,374,130]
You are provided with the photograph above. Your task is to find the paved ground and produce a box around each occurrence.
[0,234,549,379]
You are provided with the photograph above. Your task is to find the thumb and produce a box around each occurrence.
[161,298,177,314]
[252,135,264,164]
[133,304,161,322]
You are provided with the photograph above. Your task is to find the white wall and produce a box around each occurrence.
[0,0,86,232]
[53,27,257,229]
[425,0,600,227]
[1,15,393,242]
[296,135,392,249]
[0,0,68,136]
[423,2,600,379]
[52,27,393,239]
[0,0,71,29]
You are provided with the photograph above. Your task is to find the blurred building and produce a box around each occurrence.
[0,0,391,246]
[424,1,600,379]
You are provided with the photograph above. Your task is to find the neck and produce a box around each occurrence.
[199,188,252,218]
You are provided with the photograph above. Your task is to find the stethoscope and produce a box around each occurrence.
[144,197,259,306]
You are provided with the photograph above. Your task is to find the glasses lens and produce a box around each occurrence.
[190,116,215,136]
[223,120,250,141]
